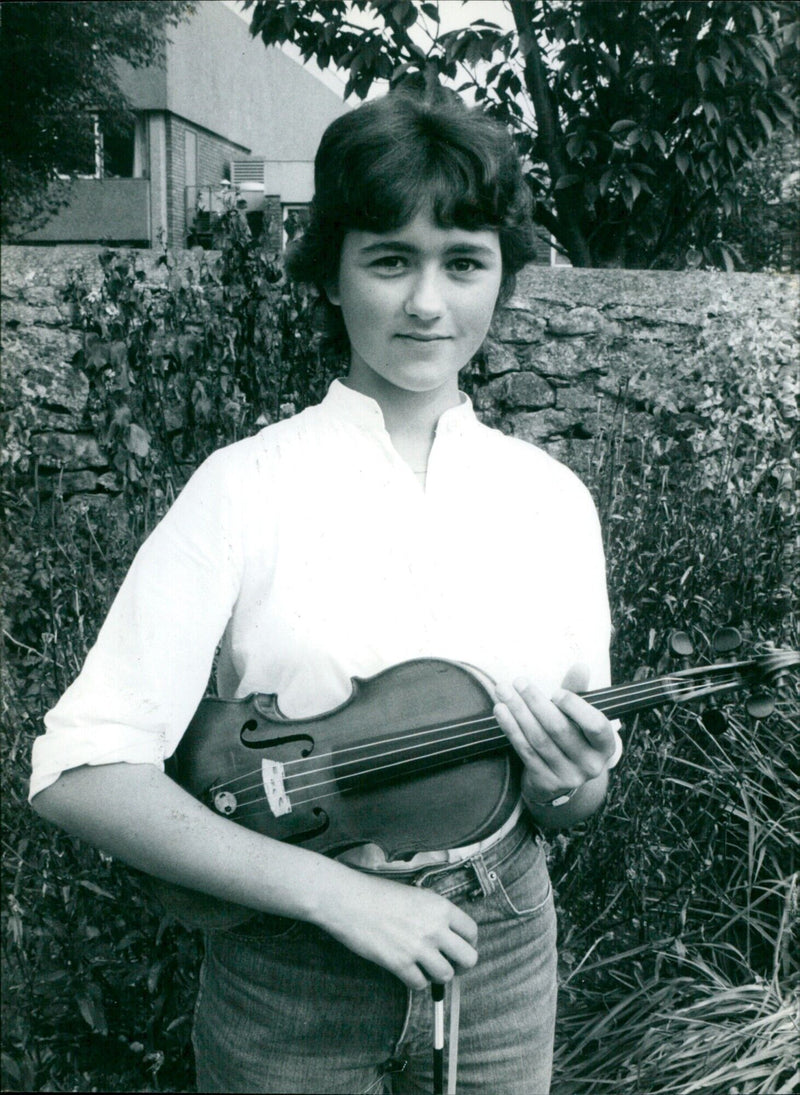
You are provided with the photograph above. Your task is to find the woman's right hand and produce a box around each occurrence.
[318,869,479,990]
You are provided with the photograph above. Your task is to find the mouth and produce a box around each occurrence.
[395,333,451,342]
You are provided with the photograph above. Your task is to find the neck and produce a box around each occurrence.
[342,371,461,472]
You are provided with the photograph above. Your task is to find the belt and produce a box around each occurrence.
[336,799,525,875]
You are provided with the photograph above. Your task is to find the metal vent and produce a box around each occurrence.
[230,159,266,185]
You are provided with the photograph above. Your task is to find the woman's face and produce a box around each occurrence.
[328,209,503,401]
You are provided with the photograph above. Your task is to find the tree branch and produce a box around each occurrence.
[508,0,593,265]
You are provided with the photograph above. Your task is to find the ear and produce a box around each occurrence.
[325,280,340,307]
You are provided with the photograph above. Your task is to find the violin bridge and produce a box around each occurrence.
[261,759,292,817]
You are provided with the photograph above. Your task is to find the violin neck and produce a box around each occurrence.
[580,665,748,721]
[333,664,759,792]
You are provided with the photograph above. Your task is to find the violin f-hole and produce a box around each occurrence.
[240,720,314,755]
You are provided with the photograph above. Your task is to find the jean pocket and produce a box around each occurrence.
[488,843,553,920]
[221,911,306,945]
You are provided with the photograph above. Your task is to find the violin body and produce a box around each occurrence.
[152,646,798,929]
[169,658,520,857]
[158,659,519,928]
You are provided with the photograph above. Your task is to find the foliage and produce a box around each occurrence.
[547,351,798,1093]
[59,201,336,531]
[2,219,798,1088]
[723,135,800,272]
[244,0,799,270]
[0,0,193,240]
[548,441,798,1094]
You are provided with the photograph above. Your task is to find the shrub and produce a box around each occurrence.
[549,408,798,1094]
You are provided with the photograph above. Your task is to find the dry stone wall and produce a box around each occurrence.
[2,246,798,498]
[480,266,797,466]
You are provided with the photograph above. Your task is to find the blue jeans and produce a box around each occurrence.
[193,816,557,1093]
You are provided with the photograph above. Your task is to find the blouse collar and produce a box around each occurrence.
[319,378,477,438]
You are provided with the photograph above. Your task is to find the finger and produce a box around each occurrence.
[551,690,617,766]
[418,955,456,985]
[508,678,591,768]
[445,933,479,973]
[557,664,617,760]
[561,662,591,693]
[494,681,566,769]
[495,697,549,772]
[403,965,433,991]
[449,906,479,947]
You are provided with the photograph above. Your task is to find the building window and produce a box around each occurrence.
[54,111,99,178]
[550,238,572,266]
[104,117,135,178]
[56,112,137,179]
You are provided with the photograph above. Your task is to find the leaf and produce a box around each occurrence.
[108,340,128,368]
[754,109,773,140]
[420,2,439,21]
[708,55,727,86]
[78,880,116,900]
[147,959,165,995]
[702,101,721,125]
[566,134,584,158]
[676,151,690,175]
[598,168,614,196]
[555,174,581,190]
[391,1,416,29]
[76,984,108,1035]
[86,338,109,369]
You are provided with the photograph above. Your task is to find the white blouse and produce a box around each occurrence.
[30,380,618,798]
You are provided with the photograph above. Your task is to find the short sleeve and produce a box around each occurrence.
[29,448,246,799]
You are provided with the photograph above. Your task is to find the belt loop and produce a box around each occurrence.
[470,854,496,897]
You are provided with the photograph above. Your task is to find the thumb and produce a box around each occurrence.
[560,662,591,694]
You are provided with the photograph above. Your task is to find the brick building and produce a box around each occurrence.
[21,1,349,249]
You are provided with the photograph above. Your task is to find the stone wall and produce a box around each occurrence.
[2,245,797,498]
[481,265,798,466]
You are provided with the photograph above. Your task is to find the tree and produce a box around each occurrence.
[1,1,193,239]
[244,0,798,268]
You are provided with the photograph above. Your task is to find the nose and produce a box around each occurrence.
[404,267,444,321]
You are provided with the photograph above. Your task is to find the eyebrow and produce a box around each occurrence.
[357,240,498,258]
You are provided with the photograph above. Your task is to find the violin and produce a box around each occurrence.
[155,648,798,929]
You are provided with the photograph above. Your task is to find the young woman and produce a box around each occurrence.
[31,89,621,1094]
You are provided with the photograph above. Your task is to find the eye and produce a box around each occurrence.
[448,257,483,274]
[370,255,407,272]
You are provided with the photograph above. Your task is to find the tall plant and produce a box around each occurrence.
[62,204,336,534]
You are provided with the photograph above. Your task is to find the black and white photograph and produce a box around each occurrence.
[2,1,798,1092]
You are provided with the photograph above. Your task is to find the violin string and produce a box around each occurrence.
[209,720,498,800]
[287,728,506,795]
[208,672,747,797]
[207,714,499,793]
[212,675,746,814]
[207,672,744,796]
[207,674,687,793]
[230,738,514,819]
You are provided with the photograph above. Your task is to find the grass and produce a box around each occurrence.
[2,372,798,1090]
[548,415,798,1095]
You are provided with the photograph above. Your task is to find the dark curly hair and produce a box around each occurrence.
[285,87,536,354]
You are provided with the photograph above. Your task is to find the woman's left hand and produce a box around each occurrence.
[494,663,617,807]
